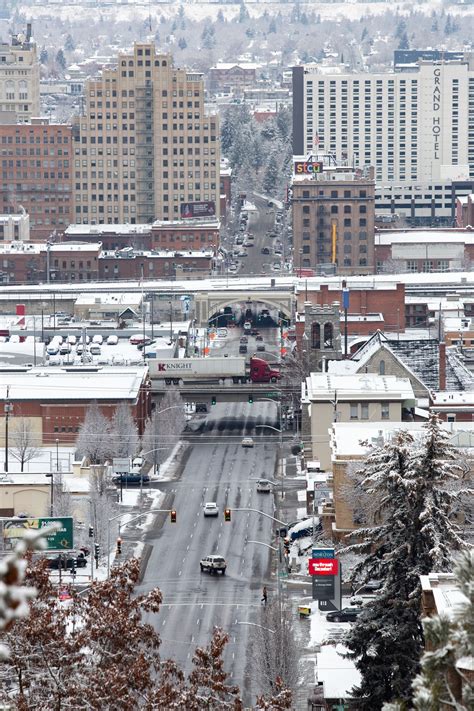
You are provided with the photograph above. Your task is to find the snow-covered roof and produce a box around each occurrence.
[420,572,468,616]
[212,62,259,70]
[74,292,142,307]
[0,366,148,402]
[316,644,361,699]
[431,390,474,406]
[375,229,474,245]
[330,421,474,458]
[0,471,90,493]
[65,223,152,236]
[50,243,101,253]
[303,373,415,403]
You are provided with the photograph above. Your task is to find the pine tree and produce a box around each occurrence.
[398,31,409,50]
[64,33,75,52]
[343,416,471,710]
[39,46,48,64]
[413,551,474,709]
[263,152,281,196]
[178,37,187,50]
[55,48,66,71]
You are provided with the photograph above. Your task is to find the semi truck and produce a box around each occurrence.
[148,356,280,385]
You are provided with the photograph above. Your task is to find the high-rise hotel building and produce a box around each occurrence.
[73,42,219,225]
[293,56,474,222]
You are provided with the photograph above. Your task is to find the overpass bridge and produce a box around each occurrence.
[152,381,300,406]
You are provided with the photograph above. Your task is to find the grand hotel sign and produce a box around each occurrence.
[432,67,441,160]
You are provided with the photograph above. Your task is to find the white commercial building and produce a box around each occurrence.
[293,56,474,223]
[0,26,40,124]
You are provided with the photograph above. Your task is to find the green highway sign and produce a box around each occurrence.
[265,392,281,398]
[2,517,74,551]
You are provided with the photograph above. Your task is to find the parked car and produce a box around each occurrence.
[59,344,71,355]
[256,334,264,341]
[239,344,248,354]
[106,334,119,345]
[112,473,150,486]
[129,334,152,346]
[67,335,77,346]
[92,334,103,345]
[200,555,226,575]
[240,336,248,344]
[90,344,101,356]
[326,607,363,623]
[257,344,265,352]
[261,247,270,255]
[250,328,259,336]
[47,553,87,570]
[349,580,383,606]
[241,437,254,448]
[203,502,219,517]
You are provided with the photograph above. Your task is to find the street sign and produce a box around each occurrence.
[113,457,130,475]
[2,517,74,551]
[312,575,335,600]
[318,599,338,612]
[312,547,335,559]
[309,558,339,576]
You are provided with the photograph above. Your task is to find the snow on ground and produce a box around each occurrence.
[151,441,187,482]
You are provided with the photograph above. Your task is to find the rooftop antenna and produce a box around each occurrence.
[148,0,152,33]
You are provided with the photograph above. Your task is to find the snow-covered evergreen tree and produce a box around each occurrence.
[413,549,474,711]
[343,415,471,709]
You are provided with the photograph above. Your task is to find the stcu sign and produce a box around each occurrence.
[308,558,339,576]
[294,159,323,175]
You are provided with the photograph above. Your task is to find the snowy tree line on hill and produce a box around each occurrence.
[220,104,292,203]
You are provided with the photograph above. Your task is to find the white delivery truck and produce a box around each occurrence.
[148,356,280,386]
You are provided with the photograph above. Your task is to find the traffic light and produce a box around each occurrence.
[211,396,217,406]
[88,525,94,538]
[170,510,177,523]
[283,537,290,554]
[116,537,122,555]
[224,508,231,522]
[94,542,100,560]
[248,394,253,404]
[71,558,77,578]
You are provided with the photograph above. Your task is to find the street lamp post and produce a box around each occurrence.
[45,473,54,517]
[56,438,59,471]
[4,385,11,473]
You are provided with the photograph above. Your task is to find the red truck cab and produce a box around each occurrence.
[249,356,280,383]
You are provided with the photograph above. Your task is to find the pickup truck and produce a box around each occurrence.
[200,555,227,575]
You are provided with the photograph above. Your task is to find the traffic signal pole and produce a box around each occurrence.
[107,508,177,579]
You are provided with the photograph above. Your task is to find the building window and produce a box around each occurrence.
[361,403,369,420]
[350,404,358,420]
[381,403,389,420]
[379,360,385,375]
[323,322,333,349]
[311,323,321,349]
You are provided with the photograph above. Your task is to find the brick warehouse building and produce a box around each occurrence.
[296,281,406,334]
[292,159,375,276]
[0,366,151,445]
[64,216,221,252]
[0,118,73,239]
[0,240,214,284]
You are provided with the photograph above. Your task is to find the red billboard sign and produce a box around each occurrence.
[309,558,339,576]
[180,201,216,219]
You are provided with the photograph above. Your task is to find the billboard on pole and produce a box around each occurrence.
[180,201,216,219]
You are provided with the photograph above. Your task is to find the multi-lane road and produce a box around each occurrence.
[139,404,279,703]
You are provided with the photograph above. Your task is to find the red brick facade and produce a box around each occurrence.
[0,119,73,239]
[297,283,406,333]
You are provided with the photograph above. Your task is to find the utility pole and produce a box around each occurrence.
[4,385,11,472]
